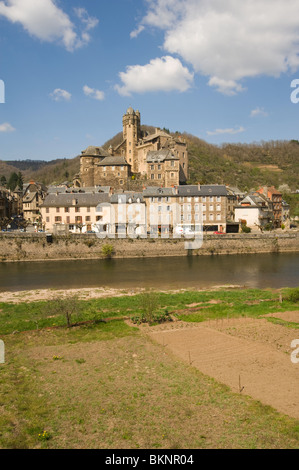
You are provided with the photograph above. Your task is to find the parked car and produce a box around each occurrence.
[173,225,195,237]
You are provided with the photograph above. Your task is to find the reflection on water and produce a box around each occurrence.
[0,253,298,292]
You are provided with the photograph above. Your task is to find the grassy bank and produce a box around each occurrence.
[0,287,298,449]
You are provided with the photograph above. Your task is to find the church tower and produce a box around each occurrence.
[122,107,141,173]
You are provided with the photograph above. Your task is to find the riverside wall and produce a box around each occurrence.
[0,232,298,262]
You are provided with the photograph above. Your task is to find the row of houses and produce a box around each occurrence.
[40,184,290,235]
[0,180,291,234]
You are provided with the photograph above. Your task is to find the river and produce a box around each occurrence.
[0,253,298,292]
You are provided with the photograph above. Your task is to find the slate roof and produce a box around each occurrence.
[177,185,228,197]
[81,146,110,157]
[41,192,110,207]
[96,156,129,166]
[146,149,179,163]
[142,187,176,197]
[110,192,144,203]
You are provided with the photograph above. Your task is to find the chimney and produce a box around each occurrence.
[198,183,201,191]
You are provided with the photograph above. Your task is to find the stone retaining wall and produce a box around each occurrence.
[0,232,298,262]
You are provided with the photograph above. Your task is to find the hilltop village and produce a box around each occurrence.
[0,108,295,236]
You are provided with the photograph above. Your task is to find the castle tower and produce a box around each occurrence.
[122,107,141,173]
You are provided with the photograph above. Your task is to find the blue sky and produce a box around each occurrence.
[1,0,299,161]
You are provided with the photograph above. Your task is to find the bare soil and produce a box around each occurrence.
[143,317,299,419]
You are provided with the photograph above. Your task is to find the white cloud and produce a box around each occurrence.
[50,88,72,102]
[0,122,15,132]
[130,25,145,39]
[83,85,105,101]
[208,77,246,96]
[0,0,98,51]
[115,56,194,96]
[207,126,245,136]
[135,0,299,94]
[250,107,269,118]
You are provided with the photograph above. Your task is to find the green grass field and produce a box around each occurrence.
[0,287,298,449]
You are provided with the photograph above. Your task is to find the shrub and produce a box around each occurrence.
[241,224,251,233]
[101,244,115,258]
[130,292,172,325]
[286,287,299,303]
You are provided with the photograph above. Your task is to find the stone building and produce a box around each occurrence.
[76,107,188,190]
[41,189,110,233]
[22,181,47,224]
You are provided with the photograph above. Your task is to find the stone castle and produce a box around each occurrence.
[74,108,188,189]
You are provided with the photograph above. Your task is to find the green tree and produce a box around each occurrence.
[0,175,7,187]
[7,172,19,191]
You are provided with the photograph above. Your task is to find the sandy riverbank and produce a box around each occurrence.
[0,284,245,303]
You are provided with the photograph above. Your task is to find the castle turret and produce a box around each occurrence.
[122,107,141,173]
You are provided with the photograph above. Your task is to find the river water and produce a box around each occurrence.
[0,253,298,292]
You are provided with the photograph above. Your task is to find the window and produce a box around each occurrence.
[210,204,213,211]
[171,161,174,167]
[187,197,191,202]
[56,207,60,213]
[202,196,206,202]
[75,207,80,213]
[121,166,124,171]
[217,204,221,210]
[46,208,49,213]
[158,174,162,179]
[87,207,90,213]
[66,217,70,224]
[64,207,69,213]
[187,204,191,212]
[55,216,62,222]
[171,173,174,178]
[187,213,191,221]
[195,204,199,211]
[151,165,154,170]
[85,216,91,222]
[217,196,221,202]
[209,213,213,221]
[151,174,154,180]
[217,214,221,221]
[46,217,49,223]
[195,197,199,202]
[209,196,214,202]
[158,164,161,170]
